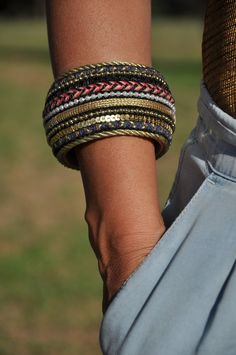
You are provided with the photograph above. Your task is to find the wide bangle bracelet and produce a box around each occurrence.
[42,61,176,170]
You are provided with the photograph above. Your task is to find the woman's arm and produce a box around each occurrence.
[46,0,165,311]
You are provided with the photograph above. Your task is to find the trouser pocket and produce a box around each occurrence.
[100,172,217,355]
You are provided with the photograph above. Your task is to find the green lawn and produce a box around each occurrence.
[0,17,203,354]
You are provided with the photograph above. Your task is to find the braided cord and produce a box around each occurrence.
[58,61,150,79]
[57,129,168,170]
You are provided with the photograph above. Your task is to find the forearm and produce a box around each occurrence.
[46,0,166,307]
[79,136,165,303]
[46,0,152,76]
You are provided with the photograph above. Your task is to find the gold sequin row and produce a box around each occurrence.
[45,97,175,131]
[46,107,175,139]
[48,113,174,146]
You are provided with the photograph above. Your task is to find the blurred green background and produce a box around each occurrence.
[0,14,203,355]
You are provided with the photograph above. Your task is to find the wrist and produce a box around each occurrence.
[85,202,165,247]
[85,205,166,272]
[86,204,166,307]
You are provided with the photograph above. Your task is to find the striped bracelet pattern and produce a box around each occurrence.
[42,61,176,170]
[43,80,175,120]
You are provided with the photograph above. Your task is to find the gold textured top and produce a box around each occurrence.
[202,0,236,118]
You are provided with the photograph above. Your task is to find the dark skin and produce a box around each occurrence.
[46,0,165,312]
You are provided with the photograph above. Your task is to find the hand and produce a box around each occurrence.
[87,218,165,313]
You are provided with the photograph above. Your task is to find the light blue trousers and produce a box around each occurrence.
[100,82,236,355]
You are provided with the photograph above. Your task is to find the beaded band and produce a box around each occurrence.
[42,61,176,170]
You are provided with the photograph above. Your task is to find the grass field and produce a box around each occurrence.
[0,17,203,354]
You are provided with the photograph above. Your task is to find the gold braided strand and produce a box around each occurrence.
[45,97,175,130]
[48,114,174,146]
[202,0,236,118]
[48,61,168,97]
[58,61,154,80]
[56,129,169,170]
